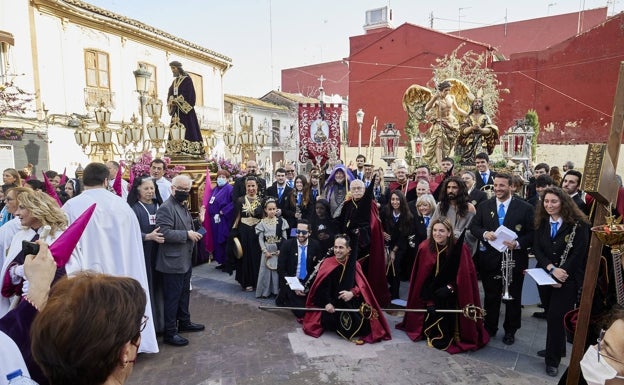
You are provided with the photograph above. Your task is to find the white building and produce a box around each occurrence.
[0,0,231,177]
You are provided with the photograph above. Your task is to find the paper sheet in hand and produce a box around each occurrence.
[285,276,304,291]
[525,268,557,285]
[488,225,518,252]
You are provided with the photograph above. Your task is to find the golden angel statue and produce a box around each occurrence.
[455,91,499,166]
[402,79,472,168]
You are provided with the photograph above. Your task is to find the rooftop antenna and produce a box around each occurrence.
[458,7,471,36]
[548,2,557,15]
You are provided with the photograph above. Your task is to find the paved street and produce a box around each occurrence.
[127,261,566,385]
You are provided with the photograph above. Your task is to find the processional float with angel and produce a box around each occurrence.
[403,79,498,168]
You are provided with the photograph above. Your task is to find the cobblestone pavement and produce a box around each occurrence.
[127,262,564,385]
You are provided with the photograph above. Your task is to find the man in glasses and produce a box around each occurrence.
[156,174,205,346]
[232,160,266,200]
[276,219,323,317]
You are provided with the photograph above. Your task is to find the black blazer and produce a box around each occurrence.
[469,196,534,272]
[277,238,322,283]
[266,183,293,211]
[468,188,488,208]
[475,170,497,190]
[533,220,590,288]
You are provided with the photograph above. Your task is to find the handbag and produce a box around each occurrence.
[231,215,243,259]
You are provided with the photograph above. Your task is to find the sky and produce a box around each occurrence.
[86,0,622,97]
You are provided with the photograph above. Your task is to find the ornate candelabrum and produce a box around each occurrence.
[591,207,624,305]
[500,119,534,175]
[379,123,401,181]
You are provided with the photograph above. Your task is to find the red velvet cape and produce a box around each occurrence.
[302,256,392,344]
[396,241,489,353]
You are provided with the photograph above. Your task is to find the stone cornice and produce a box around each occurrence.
[31,0,233,71]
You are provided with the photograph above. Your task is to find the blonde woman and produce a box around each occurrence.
[0,190,80,316]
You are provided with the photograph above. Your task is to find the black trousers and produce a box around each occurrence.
[543,282,577,367]
[162,268,192,337]
[480,264,524,335]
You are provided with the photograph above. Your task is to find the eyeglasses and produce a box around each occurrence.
[286,170,295,173]
[173,185,191,192]
[295,230,309,235]
[597,329,624,375]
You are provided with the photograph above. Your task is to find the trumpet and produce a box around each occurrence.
[501,248,515,301]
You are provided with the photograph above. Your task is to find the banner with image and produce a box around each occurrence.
[298,103,342,168]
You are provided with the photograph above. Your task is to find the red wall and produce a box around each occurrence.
[494,13,624,144]
[281,61,349,98]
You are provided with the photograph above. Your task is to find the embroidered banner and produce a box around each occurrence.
[298,103,342,168]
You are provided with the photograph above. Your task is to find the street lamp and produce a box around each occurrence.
[412,131,424,165]
[133,64,152,131]
[145,97,167,156]
[356,108,365,155]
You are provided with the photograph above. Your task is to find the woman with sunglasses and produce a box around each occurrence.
[533,186,590,377]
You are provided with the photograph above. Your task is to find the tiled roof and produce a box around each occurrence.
[224,94,289,110]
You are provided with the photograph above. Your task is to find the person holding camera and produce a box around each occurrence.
[0,190,75,317]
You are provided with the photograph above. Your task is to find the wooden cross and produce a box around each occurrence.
[567,62,624,384]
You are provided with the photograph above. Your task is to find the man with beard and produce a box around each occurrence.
[303,234,391,344]
[167,61,204,156]
[429,176,476,238]
[275,220,323,316]
[232,160,266,200]
[470,173,534,345]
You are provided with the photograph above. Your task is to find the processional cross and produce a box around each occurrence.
[567,62,624,384]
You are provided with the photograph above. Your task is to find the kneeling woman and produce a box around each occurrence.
[303,234,391,344]
[396,218,489,353]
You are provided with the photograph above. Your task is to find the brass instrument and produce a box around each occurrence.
[501,248,515,301]
[480,184,495,199]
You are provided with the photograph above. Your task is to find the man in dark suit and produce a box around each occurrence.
[474,152,497,190]
[354,154,366,180]
[470,173,534,345]
[562,170,589,215]
[156,174,205,346]
[266,167,294,226]
[276,219,323,316]
[232,160,266,200]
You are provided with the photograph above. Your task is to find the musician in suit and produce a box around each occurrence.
[469,173,534,346]
[275,219,323,317]
[562,170,589,216]
[532,187,590,377]
[474,152,497,190]
[155,174,205,346]
[354,154,366,180]
[265,167,293,221]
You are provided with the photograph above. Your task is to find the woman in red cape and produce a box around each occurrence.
[396,218,489,353]
[303,234,391,344]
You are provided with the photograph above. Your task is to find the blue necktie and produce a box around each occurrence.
[424,216,430,227]
[297,192,302,205]
[278,187,283,200]
[498,203,505,226]
[550,222,558,239]
[312,189,318,200]
[298,245,307,280]
[288,180,294,188]
[482,173,488,185]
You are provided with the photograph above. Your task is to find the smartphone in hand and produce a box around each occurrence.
[22,240,40,256]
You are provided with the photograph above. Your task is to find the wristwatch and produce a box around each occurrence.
[548,266,556,274]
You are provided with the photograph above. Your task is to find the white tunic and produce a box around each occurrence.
[155,177,172,202]
[62,188,159,353]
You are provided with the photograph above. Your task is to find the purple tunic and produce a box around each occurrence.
[208,183,235,264]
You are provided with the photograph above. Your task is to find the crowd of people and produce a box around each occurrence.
[0,150,622,384]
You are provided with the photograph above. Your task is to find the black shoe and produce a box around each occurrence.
[502,332,515,345]
[546,366,559,377]
[178,322,205,332]
[532,311,547,319]
[164,334,189,346]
